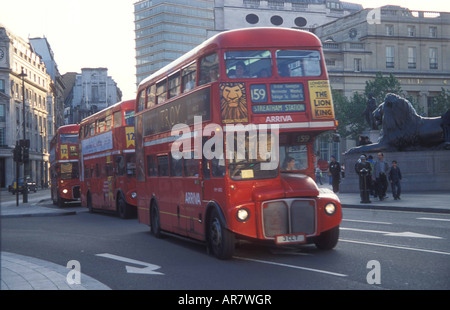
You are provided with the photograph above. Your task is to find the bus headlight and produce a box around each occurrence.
[324,203,336,215]
[62,189,68,194]
[131,192,137,199]
[236,208,250,222]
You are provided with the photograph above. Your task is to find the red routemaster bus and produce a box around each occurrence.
[50,124,81,207]
[79,100,137,218]
[135,28,341,259]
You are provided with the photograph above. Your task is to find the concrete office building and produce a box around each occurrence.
[133,0,361,84]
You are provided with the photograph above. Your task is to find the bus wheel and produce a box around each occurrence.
[117,195,131,219]
[314,226,339,250]
[150,202,162,238]
[87,192,94,213]
[57,192,66,208]
[207,208,235,260]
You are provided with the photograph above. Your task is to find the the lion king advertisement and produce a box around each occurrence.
[220,82,249,124]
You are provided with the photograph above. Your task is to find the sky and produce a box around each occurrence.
[0,0,449,101]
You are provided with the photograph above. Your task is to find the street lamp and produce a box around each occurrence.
[19,68,28,203]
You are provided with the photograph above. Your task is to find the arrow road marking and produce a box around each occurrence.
[96,253,164,275]
[340,227,442,239]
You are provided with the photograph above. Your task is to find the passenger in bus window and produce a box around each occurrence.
[209,67,219,83]
[229,61,249,78]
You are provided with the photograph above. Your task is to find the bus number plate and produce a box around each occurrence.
[275,233,306,245]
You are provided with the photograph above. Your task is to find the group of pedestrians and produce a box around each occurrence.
[355,152,402,203]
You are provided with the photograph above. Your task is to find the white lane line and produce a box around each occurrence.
[417,217,450,222]
[340,239,450,256]
[340,227,442,239]
[343,219,392,225]
[234,256,348,277]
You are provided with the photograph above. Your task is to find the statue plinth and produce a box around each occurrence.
[340,150,450,193]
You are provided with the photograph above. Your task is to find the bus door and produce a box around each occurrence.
[201,155,227,234]
[182,152,204,239]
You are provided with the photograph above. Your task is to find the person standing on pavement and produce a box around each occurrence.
[389,160,402,200]
[329,155,341,193]
[355,155,372,203]
[315,166,323,185]
[373,152,389,201]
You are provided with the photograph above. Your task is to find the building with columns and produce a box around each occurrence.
[0,24,52,189]
[62,68,122,124]
[314,6,450,114]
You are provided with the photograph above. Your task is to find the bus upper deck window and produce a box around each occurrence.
[199,53,219,85]
[225,50,272,79]
[276,50,321,77]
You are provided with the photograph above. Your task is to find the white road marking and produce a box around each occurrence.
[340,227,442,239]
[234,256,347,277]
[417,217,450,222]
[340,239,450,256]
[96,253,164,275]
[343,219,392,225]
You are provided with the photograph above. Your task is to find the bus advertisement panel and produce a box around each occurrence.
[79,100,137,218]
[135,28,341,259]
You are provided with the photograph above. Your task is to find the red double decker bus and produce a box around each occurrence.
[135,28,341,259]
[49,124,81,207]
[79,100,137,218]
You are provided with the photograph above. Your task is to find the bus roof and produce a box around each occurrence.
[79,99,135,126]
[139,27,322,87]
[57,124,80,133]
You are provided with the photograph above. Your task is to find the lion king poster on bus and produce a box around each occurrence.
[220,82,249,124]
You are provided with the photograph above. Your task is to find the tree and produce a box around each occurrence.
[364,72,402,104]
[333,90,366,140]
[429,87,450,117]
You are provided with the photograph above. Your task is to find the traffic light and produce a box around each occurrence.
[13,145,22,163]
[23,147,30,163]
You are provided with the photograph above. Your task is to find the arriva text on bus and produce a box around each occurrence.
[170,116,279,171]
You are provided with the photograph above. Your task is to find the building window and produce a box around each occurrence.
[429,48,438,69]
[246,14,259,24]
[407,26,415,37]
[429,26,437,38]
[270,15,283,26]
[0,79,5,93]
[354,58,362,72]
[0,104,5,122]
[386,46,394,68]
[386,25,394,36]
[408,47,416,69]
[294,17,307,27]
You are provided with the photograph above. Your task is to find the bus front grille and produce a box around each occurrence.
[262,199,316,238]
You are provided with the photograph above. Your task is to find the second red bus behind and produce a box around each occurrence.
[79,100,137,218]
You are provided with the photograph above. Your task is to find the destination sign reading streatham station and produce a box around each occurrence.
[252,103,305,114]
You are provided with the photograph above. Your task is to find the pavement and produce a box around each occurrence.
[1,186,449,290]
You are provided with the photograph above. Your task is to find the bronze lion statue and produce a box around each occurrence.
[346,93,448,154]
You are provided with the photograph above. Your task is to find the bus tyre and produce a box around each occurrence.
[57,192,66,208]
[150,203,162,238]
[117,195,131,219]
[87,192,94,213]
[207,208,235,260]
[314,226,339,250]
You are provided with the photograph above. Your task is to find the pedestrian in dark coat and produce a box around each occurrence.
[389,160,402,200]
[329,155,341,193]
[355,155,372,203]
